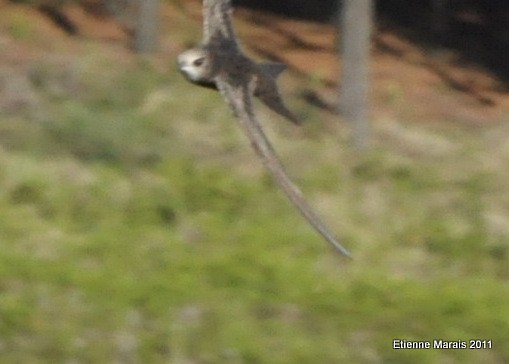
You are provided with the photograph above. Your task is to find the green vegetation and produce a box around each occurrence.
[4,10,35,40]
[1,23,509,364]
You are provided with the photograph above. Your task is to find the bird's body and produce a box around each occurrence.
[178,47,301,124]
[177,0,350,257]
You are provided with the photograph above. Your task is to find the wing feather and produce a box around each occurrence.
[215,75,351,257]
[203,0,239,49]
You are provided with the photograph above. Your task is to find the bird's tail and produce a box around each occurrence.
[256,63,302,125]
[260,63,288,79]
[259,92,303,125]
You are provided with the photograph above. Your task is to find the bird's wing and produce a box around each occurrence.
[214,75,351,257]
[203,0,239,50]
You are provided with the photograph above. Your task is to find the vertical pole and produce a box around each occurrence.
[339,0,374,150]
[134,0,159,53]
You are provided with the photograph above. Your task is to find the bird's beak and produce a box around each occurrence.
[176,55,184,69]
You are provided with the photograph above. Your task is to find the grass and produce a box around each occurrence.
[1,23,509,364]
[4,10,35,41]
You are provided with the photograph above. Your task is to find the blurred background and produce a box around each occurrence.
[0,0,508,362]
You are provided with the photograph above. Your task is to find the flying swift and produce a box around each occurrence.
[177,0,351,257]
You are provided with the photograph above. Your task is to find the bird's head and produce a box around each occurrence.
[177,48,212,83]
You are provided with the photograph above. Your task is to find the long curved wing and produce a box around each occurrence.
[203,0,239,50]
[214,75,351,257]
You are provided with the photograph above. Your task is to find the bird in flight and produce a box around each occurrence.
[177,0,351,257]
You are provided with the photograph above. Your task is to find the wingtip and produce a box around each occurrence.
[333,243,353,259]
[317,235,352,258]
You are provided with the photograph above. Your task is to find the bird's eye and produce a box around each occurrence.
[193,57,205,67]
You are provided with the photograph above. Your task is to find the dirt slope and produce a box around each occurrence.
[1,0,508,125]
